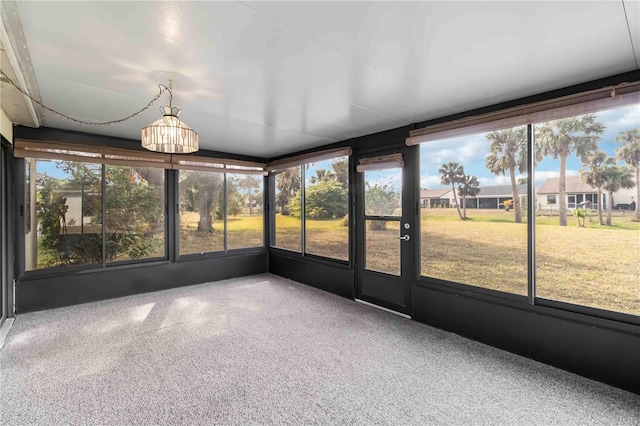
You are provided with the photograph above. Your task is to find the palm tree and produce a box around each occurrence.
[602,165,635,226]
[536,114,604,226]
[276,166,301,215]
[579,151,615,225]
[309,168,335,184]
[439,162,464,220]
[615,128,640,219]
[457,174,480,220]
[485,127,527,223]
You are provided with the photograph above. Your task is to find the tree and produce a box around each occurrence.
[288,180,347,219]
[180,171,223,232]
[536,114,604,226]
[235,175,261,215]
[104,166,164,260]
[616,128,640,220]
[36,162,164,267]
[331,158,349,186]
[56,161,102,234]
[602,165,635,226]
[275,167,301,215]
[365,182,400,230]
[309,168,336,184]
[439,162,465,220]
[457,174,480,220]
[485,127,527,223]
[579,151,614,225]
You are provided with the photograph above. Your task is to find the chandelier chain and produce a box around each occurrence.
[1,69,172,126]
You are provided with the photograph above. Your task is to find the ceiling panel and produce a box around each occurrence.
[3,1,638,158]
[624,0,640,68]
[247,1,637,113]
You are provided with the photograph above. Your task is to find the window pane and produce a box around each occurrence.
[304,157,349,260]
[227,173,264,250]
[26,159,102,270]
[273,166,301,252]
[365,169,402,216]
[365,220,400,275]
[420,126,528,295]
[179,170,224,255]
[105,166,165,262]
[535,104,640,316]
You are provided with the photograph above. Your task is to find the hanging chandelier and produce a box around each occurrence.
[141,81,199,154]
[0,70,200,154]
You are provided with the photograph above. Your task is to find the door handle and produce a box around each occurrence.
[398,234,410,241]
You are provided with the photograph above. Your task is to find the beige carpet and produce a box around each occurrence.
[1,273,638,425]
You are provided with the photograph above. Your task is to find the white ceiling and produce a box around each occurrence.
[1,1,638,158]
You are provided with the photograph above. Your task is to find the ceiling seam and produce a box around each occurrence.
[621,0,639,69]
[235,1,453,110]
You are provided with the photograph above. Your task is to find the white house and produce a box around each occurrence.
[536,176,637,212]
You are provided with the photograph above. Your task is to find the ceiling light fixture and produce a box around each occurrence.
[0,71,199,154]
[141,80,199,154]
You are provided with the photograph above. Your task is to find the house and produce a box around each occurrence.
[422,184,528,210]
[461,184,529,209]
[536,176,636,211]
[420,188,454,208]
[1,1,639,419]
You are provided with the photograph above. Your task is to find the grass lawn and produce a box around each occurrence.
[277,209,639,316]
[274,214,349,260]
[180,212,263,254]
[422,208,639,316]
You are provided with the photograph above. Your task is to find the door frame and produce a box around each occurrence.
[1,139,15,345]
[354,145,419,316]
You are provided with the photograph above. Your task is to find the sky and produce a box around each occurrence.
[419,103,640,191]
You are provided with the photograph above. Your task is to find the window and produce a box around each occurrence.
[179,170,225,255]
[26,159,103,270]
[534,103,640,316]
[105,166,165,262]
[304,157,349,260]
[411,83,640,319]
[227,173,264,250]
[273,166,302,252]
[270,150,350,261]
[178,170,265,255]
[419,126,528,295]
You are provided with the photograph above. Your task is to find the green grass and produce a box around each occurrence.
[421,208,639,316]
[274,209,639,316]
[274,214,349,260]
[179,212,263,254]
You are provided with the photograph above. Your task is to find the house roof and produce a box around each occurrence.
[476,184,528,198]
[420,188,451,199]
[537,177,596,194]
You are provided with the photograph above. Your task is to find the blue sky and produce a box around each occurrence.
[419,103,639,190]
[36,160,70,179]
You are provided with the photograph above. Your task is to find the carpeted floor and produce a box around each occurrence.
[1,273,638,425]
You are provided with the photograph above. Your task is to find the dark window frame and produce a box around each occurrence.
[270,156,351,265]
[416,103,640,326]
